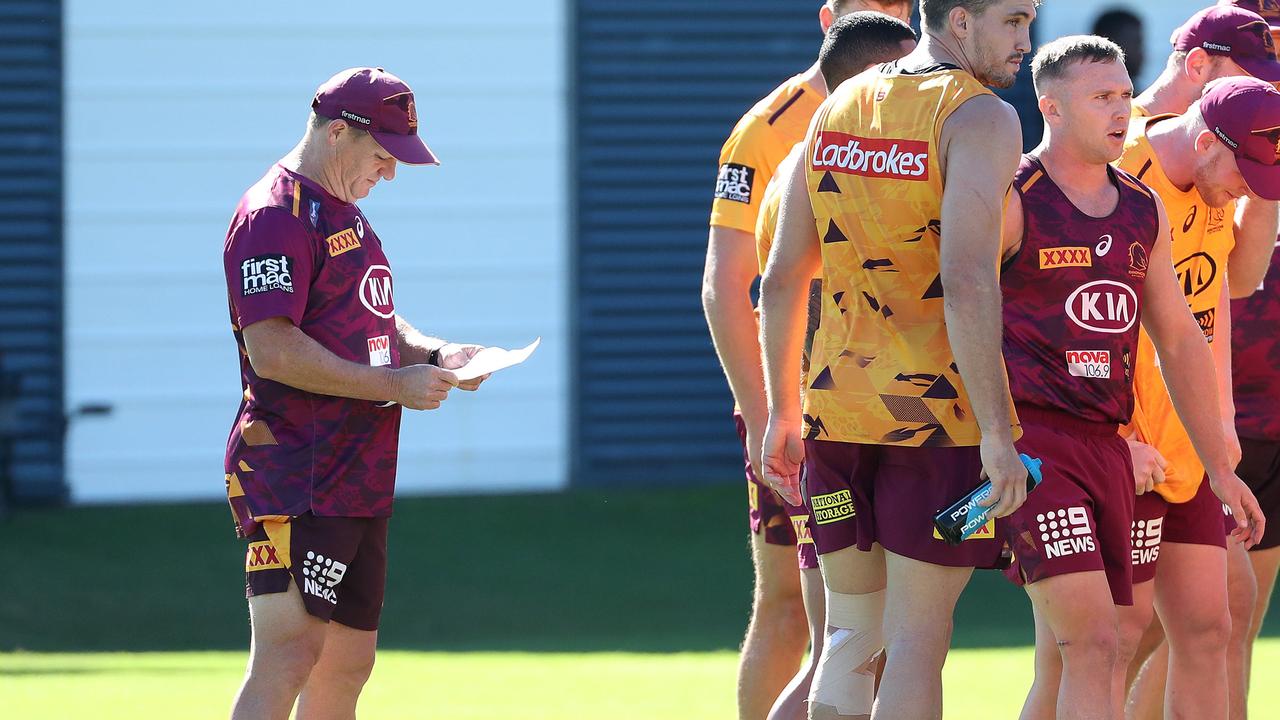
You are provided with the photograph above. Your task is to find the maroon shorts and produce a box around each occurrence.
[802,439,1004,568]
[1236,437,1280,551]
[1000,407,1134,606]
[1131,479,1228,584]
[244,512,389,631]
[735,415,819,569]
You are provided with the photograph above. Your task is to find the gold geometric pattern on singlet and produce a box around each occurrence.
[803,65,1016,447]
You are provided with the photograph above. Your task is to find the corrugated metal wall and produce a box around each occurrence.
[571,2,1043,486]
[573,2,819,485]
[1,0,66,505]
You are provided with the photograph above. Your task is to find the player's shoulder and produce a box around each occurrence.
[1112,164,1155,201]
[745,73,816,123]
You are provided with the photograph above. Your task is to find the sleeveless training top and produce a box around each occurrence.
[1002,154,1160,426]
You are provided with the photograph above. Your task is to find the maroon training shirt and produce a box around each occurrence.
[223,164,401,537]
[1232,238,1280,442]
[1002,154,1160,425]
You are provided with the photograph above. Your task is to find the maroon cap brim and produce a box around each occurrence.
[371,131,439,166]
[1237,54,1280,84]
[1238,155,1280,200]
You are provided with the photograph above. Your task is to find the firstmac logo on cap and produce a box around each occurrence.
[340,109,372,126]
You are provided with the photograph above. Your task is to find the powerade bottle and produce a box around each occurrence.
[932,454,1043,546]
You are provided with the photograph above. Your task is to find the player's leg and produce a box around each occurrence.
[1117,581,1160,720]
[232,582,327,720]
[1154,540,1231,719]
[1246,546,1280,679]
[871,550,971,719]
[1027,571,1119,720]
[1225,541,1257,720]
[809,543,887,720]
[803,439,887,720]
[296,622,378,720]
[768,564,827,720]
[295,516,389,720]
[740,533,809,720]
[1018,605,1062,720]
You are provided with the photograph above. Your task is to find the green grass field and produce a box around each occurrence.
[7,644,1280,718]
[2,484,1277,718]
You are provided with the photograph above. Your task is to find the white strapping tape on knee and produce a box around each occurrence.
[810,588,886,717]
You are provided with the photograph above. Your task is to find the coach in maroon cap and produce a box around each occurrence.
[222,67,489,719]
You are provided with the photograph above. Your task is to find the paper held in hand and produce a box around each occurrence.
[449,338,541,382]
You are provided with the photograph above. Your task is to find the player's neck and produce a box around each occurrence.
[1035,140,1117,215]
[1146,119,1196,192]
[912,33,977,79]
[1135,71,1196,117]
[280,143,352,204]
[800,61,828,97]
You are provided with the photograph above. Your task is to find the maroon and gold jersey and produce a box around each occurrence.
[802,61,1017,447]
[1232,239,1280,441]
[1003,155,1159,425]
[222,165,402,536]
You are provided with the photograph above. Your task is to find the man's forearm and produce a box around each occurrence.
[1229,197,1279,298]
[759,274,809,422]
[943,273,1014,442]
[396,316,447,366]
[1159,330,1233,477]
[1212,281,1235,421]
[704,285,769,426]
[257,323,397,401]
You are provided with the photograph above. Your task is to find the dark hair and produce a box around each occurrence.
[1091,8,1142,37]
[819,11,918,87]
[921,0,1039,33]
[1031,34,1126,91]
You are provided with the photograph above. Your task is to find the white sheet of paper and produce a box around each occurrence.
[449,338,541,381]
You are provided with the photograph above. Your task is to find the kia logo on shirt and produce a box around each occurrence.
[1065,280,1137,334]
[359,265,395,318]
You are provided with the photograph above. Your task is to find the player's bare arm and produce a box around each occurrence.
[759,155,821,506]
[1211,277,1242,467]
[1228,195,1280,297]
[1140,197,1265,546]
[702,224,769,471]
[242,317,457,410]
[938,93,1026,518]
[395,316,488,391]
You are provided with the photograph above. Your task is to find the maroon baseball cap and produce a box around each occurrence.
[312,67,439,166]
[1200,76,1280,199]
[1172,6,1280,83]
[1220,0,1280,37]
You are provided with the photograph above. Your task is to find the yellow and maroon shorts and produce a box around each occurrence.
[243,512,389,631]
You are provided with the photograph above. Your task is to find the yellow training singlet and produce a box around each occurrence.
[1117,114,1237,502]
[802,62,1016,447]
[711,74,824,234]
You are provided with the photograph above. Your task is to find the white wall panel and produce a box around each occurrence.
[66,1,568,503]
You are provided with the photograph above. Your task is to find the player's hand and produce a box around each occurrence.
[977,437,1027,518]
[761,417,805,506]
[391,364,457,410]
[437,343,490,391]
[1126,438,1168,495]
[1207,471,1266,549]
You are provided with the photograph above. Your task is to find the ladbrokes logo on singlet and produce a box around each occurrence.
[810,131,929,181]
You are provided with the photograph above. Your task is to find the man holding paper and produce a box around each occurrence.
[221,67,491,720]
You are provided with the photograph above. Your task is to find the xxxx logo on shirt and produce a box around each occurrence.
[1039,247,1092,269]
